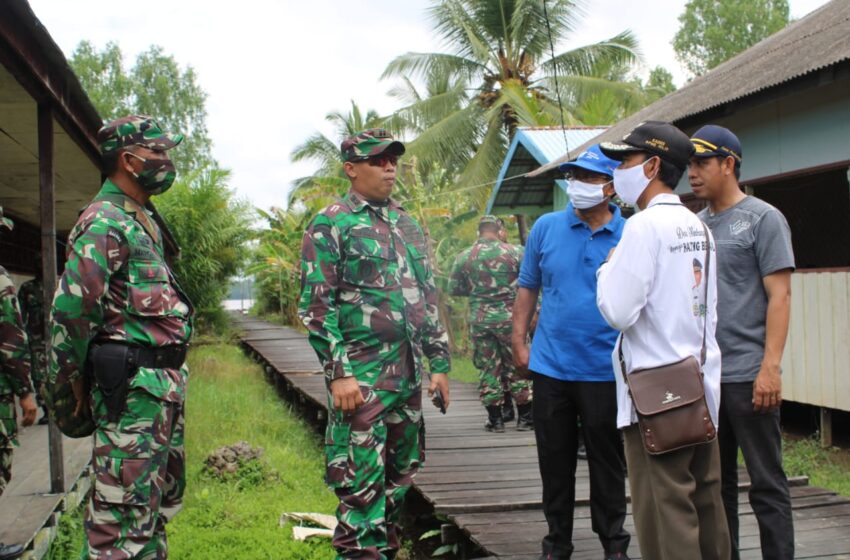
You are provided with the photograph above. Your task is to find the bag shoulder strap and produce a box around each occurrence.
[617,218,712,380]
[699,220,711,366]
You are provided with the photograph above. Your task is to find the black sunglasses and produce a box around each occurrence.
[353,154,399,167]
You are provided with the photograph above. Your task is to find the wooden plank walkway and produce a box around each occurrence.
[0,420,92,559]
[233,314,850,559]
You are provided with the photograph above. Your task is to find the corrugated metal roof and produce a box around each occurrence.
[486,126,607,214]
[513,127,609,162]
[530,0,850,177]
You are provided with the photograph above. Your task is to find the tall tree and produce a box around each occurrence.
[70,41,214,170]
[645,66,676,99]
[71,41,253,331]
[382,0,642,201]
[287,100,383,207]
[290,101,383,178]
[673,0,790,77]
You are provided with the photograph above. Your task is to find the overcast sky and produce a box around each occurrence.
[28,0,829,212]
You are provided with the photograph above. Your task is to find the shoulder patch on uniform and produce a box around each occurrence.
[322,202,352,219]
[107,226,125,243]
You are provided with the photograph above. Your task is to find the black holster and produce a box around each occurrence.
[88,343,137,423]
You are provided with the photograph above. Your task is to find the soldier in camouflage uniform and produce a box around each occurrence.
[449,216,532,432]
[49,116,193,560]
[299,129,451,560]
[19,275,49,424]
[0,207,37,560]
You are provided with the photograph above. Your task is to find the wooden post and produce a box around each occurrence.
[38,102,64,493]
[820,407,833,448]
[515,214,528,245]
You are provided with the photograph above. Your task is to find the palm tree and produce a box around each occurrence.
[382,0,642,202]
[287,100,384,207]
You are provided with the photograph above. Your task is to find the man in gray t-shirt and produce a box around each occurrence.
[689,125,795,560]
[701,196,794,382]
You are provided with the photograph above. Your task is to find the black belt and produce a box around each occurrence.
[92,343,188,369]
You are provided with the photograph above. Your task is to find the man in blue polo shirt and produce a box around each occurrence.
[513,145,631,560]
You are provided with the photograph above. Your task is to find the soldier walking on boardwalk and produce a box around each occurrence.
[449,215,532,432]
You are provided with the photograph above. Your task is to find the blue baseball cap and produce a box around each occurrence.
[559,144,618,178]
[691,125,742,164]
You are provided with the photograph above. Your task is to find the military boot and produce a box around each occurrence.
[38,405,49,425]
[484,405,505,433]
[0,542,24,560]
[516,403,534,431]
[502,391,515,422]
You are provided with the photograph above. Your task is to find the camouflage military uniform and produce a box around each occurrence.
[449,227,531,408]
[0,263,33,498]
[50,116,192,560]
[19,278,46,410]
[299,130,450,560]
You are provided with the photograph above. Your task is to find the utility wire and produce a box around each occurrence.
[396,171,531,204]
[542,0,571,161]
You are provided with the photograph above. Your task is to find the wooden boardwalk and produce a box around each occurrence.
[233,314,850,559]
[0,420,92,559]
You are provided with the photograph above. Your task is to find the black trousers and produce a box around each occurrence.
[532,373,630,558]
[719,381,794,560]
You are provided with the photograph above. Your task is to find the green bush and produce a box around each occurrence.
[45,501,86,560]
[157,168,253,334]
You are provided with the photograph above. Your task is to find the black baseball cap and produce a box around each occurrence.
[600,121,695,172]
[691,125,742,164]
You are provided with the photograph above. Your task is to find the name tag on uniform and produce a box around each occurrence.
[131,246,160,261]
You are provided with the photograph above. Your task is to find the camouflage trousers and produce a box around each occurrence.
[325,380,424,559]
[0,394,16,498]
[84,385,185,560]
[29,344,47,407]
[471,322,532,407]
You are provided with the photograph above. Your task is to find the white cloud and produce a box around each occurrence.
[26,0,829,212]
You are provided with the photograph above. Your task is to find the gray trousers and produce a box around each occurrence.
[719,382,794,560]
[624,424,731,560]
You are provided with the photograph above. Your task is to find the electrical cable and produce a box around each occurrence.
[542,0,571,160]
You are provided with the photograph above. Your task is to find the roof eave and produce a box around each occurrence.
[0,0,103,168]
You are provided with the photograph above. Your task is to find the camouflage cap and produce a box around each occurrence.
[0,206,13,230]
[479,215,504,227]
[97,115,184,155]
[340,129,405,162]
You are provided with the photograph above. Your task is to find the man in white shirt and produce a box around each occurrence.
[596,121,730,560]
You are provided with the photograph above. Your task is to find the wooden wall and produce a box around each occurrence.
[784,270,850,412]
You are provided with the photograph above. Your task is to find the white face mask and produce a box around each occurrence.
[613,157,657,206]
[566,179,611,210]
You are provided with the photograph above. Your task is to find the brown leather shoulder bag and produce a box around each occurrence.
[618,220,717,455]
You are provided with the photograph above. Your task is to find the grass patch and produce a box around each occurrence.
[170,343,336,558]
[47,342,337,559]
[783,435,850,497]
[46,500,86,560]
[450,355,478,384]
